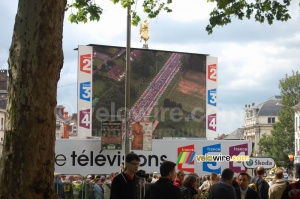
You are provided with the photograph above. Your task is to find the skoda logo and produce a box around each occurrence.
[246,159,253,166]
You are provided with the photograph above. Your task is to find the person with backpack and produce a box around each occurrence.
[251,166,269,199]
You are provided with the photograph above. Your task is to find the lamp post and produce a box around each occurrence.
[124,6,131,156]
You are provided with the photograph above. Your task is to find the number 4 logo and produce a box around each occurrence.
[79,109,91,129]
[80,54,92,74]
[208,113,216,131]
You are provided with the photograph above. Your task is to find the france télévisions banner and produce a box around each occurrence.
[55,139,251,176]
[77,45,93,138]
[206,57,218,138]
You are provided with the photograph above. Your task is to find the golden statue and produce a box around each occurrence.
[140,18,149,45]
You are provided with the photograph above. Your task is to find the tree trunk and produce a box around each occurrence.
[0,0,67,198]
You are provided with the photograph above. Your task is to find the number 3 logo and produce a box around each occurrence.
[208,89,217,106]
[80,81,91,101]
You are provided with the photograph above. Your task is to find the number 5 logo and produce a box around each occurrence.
[203,144,221,174]
[80,54,92,74]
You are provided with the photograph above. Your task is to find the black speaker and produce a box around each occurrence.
[295,163,300,178]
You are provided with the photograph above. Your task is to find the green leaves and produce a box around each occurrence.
[66,0,103,24]
[141,0,172,21]
[259,71,300,167]
[67,0,172,27]
[206,0,293,34]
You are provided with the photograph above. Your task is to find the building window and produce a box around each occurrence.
[268,117,275,124]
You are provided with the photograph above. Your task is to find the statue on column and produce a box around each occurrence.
[140,18,149,49]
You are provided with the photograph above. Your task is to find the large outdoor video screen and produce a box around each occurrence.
[77,45,218,146]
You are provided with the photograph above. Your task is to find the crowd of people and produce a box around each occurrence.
[54,172,116,199]
[54,153,300,199]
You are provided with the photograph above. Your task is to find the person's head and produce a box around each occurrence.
[253,167,257,176]
[182,174,198,188]
[160,161,177,181]
[100,176,106,183]
[210,173,219,183]
[94,178,102,185]
[125,153,140,176]
[61,175,66,180]
[256,166,265,176]
[221,168,234,184]
[274,169,284,179]
[177,170,185,182]
[237,172,251,190]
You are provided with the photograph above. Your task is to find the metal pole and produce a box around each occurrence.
[125,5,131,156]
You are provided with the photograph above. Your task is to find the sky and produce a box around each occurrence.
[0,0,299,135]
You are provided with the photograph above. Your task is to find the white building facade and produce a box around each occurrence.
[243,96,282,156]
[293,103,300,163]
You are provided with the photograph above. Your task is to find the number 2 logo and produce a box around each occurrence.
[208,64,217,82]
[80,54,92,74]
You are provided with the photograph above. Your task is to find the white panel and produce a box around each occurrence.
[55,139,251,176]
[206,56,218,138]
[77,45,93,138]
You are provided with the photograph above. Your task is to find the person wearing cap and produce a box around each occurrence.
[110,153,140,199]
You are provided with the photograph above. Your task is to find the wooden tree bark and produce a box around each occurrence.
[0,0,67,198]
